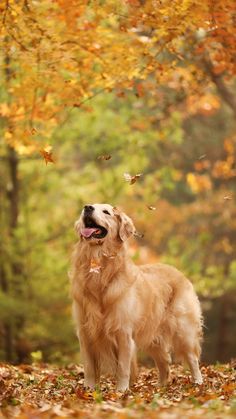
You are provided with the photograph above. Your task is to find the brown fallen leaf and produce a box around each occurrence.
[221,382,236,395]
[97,154,112,161]
[223,195,232,201]
[0,377,5,392]
[19,364,33,374]
[124,172,142,185]
[75,387,92,400]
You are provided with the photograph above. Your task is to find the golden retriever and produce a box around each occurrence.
[70,204,203,391]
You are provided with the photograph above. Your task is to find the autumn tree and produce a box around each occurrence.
[0,0,235,155]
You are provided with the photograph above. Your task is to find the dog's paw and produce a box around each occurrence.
[116,381,130,392]
[193,377,203,385]
[116,385,129,392]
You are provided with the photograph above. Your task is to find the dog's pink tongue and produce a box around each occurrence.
[81,227,98,238]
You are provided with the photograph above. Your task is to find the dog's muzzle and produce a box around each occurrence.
[81,213,108,239]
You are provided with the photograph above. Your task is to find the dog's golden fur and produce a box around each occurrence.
[70,204,203,390]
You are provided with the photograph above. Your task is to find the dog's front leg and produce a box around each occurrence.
[83,352,97,389]
[79,335,98,389]
[116,332,135,391]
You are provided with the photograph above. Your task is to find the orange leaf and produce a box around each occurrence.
[39,147,55,165]
[135,83,144,98]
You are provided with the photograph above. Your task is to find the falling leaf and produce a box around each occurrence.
[198,154,207,160]
[147,205,156,211]
[135,83,144,97]
[97,154,112,161]
[39,146,55,165]
[124,172,142,185]
[116,90,126,98]
[29,127,37,135]
[134,231,144,238]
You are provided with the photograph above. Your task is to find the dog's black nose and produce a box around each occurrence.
[84,205,94,213]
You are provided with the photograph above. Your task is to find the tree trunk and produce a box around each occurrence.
[0,267,13,362]
[0,147,20,362]
[7,146,19,230]
[0,40,21,362]
[217,294,229,363]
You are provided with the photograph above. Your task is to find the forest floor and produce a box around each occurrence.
[0,362,235,418]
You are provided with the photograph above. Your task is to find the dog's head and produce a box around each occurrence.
[75,204,135,244]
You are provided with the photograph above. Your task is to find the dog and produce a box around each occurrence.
[70,204,203,391]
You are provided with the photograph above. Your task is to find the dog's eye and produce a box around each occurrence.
[103,210,110,215]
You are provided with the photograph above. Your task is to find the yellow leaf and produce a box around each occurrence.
[4,131,12,139]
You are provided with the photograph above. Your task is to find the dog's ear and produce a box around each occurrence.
[118,212,135,242]
[74,219,81,236]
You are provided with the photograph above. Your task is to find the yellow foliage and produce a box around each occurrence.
[0,0,235,156]
[224,138,235,155]
[0,103,10,117]
[187,94,221,116]
[212,137,236,179]
[187,173,212,193]
[4,131,13,140]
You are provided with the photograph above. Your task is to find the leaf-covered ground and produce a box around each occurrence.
[0,362,235,418]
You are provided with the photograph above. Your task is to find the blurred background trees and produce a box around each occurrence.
[0,0,235,364]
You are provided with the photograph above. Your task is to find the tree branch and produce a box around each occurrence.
[203,59,236,117]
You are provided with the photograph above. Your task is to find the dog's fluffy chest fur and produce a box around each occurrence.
[74,260,139,342]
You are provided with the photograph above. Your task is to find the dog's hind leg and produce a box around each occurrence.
[185,352,202,384]
[173,319,203,385]
[173,334,202,384]
[148,345,171,386]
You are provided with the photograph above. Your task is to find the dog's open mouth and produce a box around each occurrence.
[81,215,108,239]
